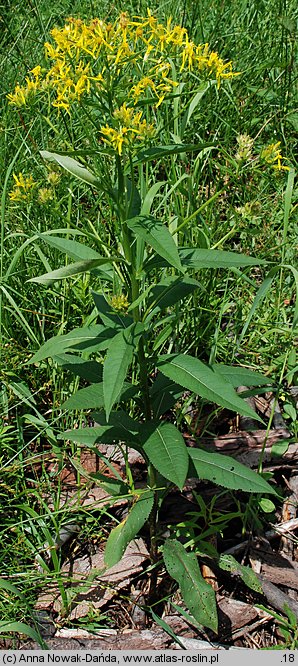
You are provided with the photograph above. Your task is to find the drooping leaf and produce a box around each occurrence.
[29,325,116,364]
[219,554,262,593]
[104,490,154,568]
[127,215,183,273]
[40,150,100,187]
[103,324,143,421]
[139,422,189,490]
[157,354,264,422]
[53,354,103,383]
[92,291,133,329]
[188,448,277,494]
[38,234,106,262]
[0,621,47,648]
[163,539,218,632]
[28,258,115,284]
[132,143,212,166]
[212,364,272,388]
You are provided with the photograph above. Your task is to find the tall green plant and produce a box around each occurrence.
[9,10,278,631]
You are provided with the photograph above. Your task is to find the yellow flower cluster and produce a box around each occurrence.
[7,10,238,115]
[101,103,155,154]
[110,293,129,312]
[9,173,36,202]
[7,66,42,107]
[260,142,290,171]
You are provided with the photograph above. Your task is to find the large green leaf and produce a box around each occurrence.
[132,143,211,166]
[146,276,201,320]
[212,364,272,388]
[145,247,267,271]
[38,234,108,262]
[104,490,154,568]
[58,409,141,446]
[163,539,217,632]
[157,354,263,422]
[103,324,143,421]
[62,382,136,410]
[53,354,103,383]
[150,373,183,418]
[41,150,100,187]
[127,215,183,273]
[188,448,277,494]
[29,258,115,284]
[29,325,116,364]
[139,422,189,490]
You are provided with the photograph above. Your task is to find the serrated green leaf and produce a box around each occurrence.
[145,247,267,271]
[188,448,277,494]
[29,325,116,364]
[103,324,143,421]
[219,554,262,593]
[104,490,154,567]
[40,150,100,186]
[150,373,183,418]
[139,422,188,490]
[59,410,140,445]
[127,215,183,273]
[157,354,264,422]
[163,539,217,632]
[212,364,272,387]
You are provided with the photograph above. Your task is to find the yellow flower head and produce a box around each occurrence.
[260,142,290,171]
[9,173,36,202]
[110,294,129,312]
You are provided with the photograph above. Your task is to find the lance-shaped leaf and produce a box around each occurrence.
[53,354,103,383]
[157,354,264,422]
[163,539,218,632]
[145,247,267,271]
[40,151,100,187]
[29,325,116,364]
[38,234,114,263]
[139,422,189,490]
[127,215,183,273]
[132,143,212,166]
[146,276,201,321]
[28,258,115,285]
[150,373,183,418]
[58,410,141,446]
[188,448,277,494]
[219,554,262,593]
[62,382,136,410]
[103,324,143,421]
[212,364,272,388]
[104,490,154,568]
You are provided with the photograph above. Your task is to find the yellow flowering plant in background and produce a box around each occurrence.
[8,9,280,630]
